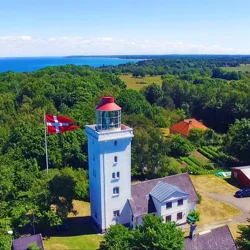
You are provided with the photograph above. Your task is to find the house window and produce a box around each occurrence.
[178,199,183,206]
[112,172,115,179]
[113,187,119,195]
[234,172,238,178]
[114,140,117,146]
[117,172,120,178]
[177,212,183,220]
[114,156,117,163]
[166,202,172,209]
[113,210,120,217]
[166,215,171,222]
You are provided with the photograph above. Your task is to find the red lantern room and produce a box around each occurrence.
[96,96,121,131]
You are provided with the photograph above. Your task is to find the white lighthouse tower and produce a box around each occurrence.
[85,96,134,232]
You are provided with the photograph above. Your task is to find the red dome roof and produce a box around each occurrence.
[96,96,121,111]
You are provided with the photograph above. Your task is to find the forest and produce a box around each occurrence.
[1,56,250,247]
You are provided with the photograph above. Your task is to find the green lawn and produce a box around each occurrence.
[221,64,250,73]
[119,74,162,90]
[43,201,102,250]
[43,234,102,250]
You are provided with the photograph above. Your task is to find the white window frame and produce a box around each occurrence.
[113,187,119,195]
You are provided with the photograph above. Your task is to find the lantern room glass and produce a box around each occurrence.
[96,110,121,131]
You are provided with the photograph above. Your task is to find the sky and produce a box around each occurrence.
[0,0,250,57]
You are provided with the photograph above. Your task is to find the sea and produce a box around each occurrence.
[0,57,142,73]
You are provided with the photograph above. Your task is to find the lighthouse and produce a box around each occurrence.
[85,96,134,232]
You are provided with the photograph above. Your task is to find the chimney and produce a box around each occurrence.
[189,223,197,239]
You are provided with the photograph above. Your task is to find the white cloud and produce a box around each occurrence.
[0,36,246,57]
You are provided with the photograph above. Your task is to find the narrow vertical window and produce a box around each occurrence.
[93,154,95,161]
[112,172,115,179]
[117,172,120,178]
[114,140,117,146]
[114,156,117,163]
[113,187,119,195]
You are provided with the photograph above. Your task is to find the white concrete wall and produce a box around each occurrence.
[86,125,133,232]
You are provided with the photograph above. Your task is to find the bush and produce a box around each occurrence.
[196,192,202,204]
[188,210,200,221]
[197,148,215,161]
[203,163,215,170]
[188,155,203,167]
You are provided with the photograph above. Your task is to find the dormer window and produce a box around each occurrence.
[178,199,183,206]
[166,202,172,209]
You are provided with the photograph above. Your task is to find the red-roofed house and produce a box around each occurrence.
[170,119,208,137]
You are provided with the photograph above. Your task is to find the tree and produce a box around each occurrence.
[143,83,163,105]
[236,218,250,250]
[133,215,184,250]
[100,215,184,250]
[170,134,194,157]
[187,128,205,147]
[99,224,132,250]
[0,235,11,250]
[225,119,250,163]
[28,242,41,250]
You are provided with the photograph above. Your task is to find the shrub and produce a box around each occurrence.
[188,210,200,221]
[196,191,202,204]
[203,163,215,170]
[197,148,215,161]
[188,155,203,167]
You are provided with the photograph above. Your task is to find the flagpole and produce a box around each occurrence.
[44,112,49,174]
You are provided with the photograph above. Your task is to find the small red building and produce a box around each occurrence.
[170,118,208,137]
[231,166,250,188]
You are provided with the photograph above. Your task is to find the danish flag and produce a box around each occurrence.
[45,114,80,134]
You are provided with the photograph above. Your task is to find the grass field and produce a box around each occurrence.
[190,175,241,225]
[119,74,162,90]
[221,64,250,73]
[43,201,102,250]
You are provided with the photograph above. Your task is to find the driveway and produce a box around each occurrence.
[206,193,250,223]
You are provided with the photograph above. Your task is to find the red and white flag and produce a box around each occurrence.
[45,114,80,134]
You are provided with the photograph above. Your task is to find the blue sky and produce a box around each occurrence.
[0,0,249,56]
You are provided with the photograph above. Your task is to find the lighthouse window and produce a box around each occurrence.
[113,187,119,195]
[114,140,117,146]
[93,169,96,177]
[112,172,115,179]
[117,172,120,178]
[114,156,118,163]
[93,154,95,161]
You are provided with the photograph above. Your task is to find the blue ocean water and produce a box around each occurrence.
[0,57,141,73]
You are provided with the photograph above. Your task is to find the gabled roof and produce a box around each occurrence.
[170,118,208,136]
[12,234,44,250]
[185,225,237,250]
[150,181,188,203]
[232,166,250,179]
[130,173,198,217]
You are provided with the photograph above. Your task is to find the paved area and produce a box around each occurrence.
[206,193,250,223]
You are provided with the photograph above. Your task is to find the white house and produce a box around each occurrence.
[86,96,198,232]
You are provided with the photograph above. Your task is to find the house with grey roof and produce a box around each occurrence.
[128,173,198,227]
[185,225,237,250]
[12,234,44,250]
